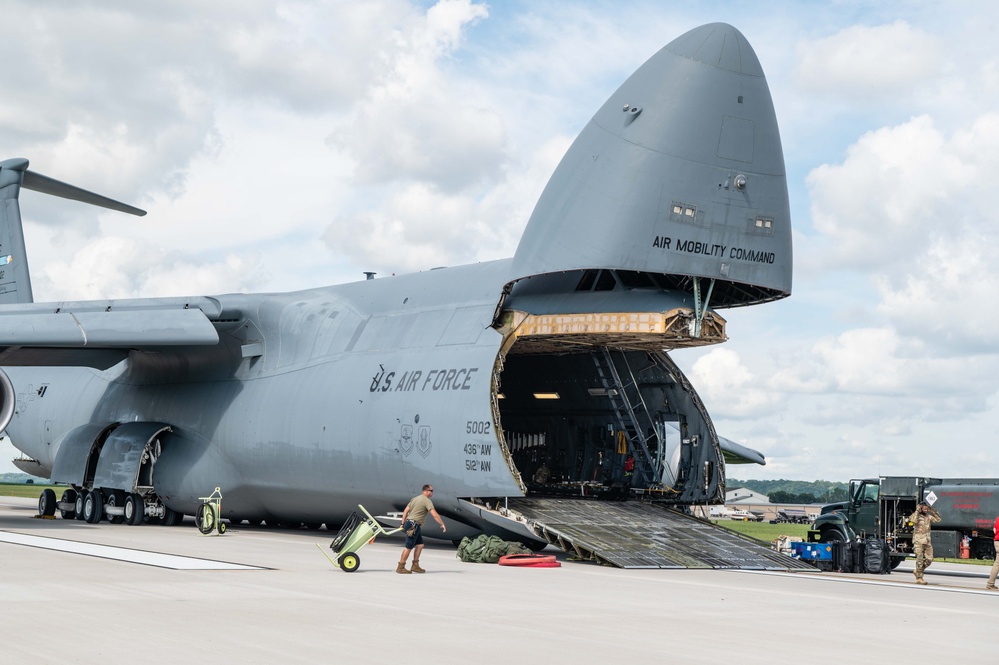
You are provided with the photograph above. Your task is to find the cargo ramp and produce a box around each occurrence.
[500,498,813,570]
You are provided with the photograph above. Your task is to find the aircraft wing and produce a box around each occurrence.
[718,436,766,465]
[0,296,222,369]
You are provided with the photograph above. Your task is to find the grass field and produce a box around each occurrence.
[0,482,64,499]
[713,519,810,544]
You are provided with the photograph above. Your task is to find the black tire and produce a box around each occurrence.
[218,521,227,535]
[228,518,244,526]
[106,491,125,524]
[522,539,549,553]
[75,490,87,521]
[820,528,847,544]
[248,519,262,526]
[196,502,217,535]
[59,489,77,520]
[304,522,322,530]
[890,555,904,570]
[84,490,104,524]
[162,507,183,526]
[124,494,144,525]
[38,488,57,517]
[339,552,360,572]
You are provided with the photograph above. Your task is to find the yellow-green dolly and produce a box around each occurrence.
[196,487,226,535]
[318,504,401,572]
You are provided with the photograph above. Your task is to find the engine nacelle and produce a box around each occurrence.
[0,368,15,433]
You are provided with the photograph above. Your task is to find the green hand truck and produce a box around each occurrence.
[196,487,226,535]
[318,504,402,572]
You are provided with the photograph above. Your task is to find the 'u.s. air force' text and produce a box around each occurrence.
[652,236,776,264]
[370,366,478,392]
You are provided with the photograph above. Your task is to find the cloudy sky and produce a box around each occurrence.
[1,0,996,481]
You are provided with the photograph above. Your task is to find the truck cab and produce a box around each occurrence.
[812,478,880,543]
[811,477,949,569]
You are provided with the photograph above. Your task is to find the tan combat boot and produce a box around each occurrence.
[411,560,426,573]
[396,562,411,574]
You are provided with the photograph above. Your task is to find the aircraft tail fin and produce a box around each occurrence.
[0,158,146,305]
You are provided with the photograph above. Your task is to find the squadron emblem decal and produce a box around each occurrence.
[399,415,432,458]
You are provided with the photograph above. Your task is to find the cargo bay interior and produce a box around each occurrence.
[495,348,722,504]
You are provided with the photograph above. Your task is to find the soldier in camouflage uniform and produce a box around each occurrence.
[908,501,941,585]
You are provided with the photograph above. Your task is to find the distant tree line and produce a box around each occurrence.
[766,489,848,504]
[729,478,849,505]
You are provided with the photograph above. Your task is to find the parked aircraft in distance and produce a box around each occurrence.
[727,509,765,522]
[709,507,735,519]
[0,22,791,554]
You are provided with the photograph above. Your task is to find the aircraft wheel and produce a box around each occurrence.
[196,502,217,535]
[75,491,87,521]
[304,522,322,530]
[124,494,144,525]
[38,488,57,517]
[339,552,360,572]
[84,490,104,524]
[248,519,262,526]
[228,518,244,526]
[162,506,184,526]
[106,491,125,524]
[59,489,77,520]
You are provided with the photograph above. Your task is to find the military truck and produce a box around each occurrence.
[811,476,999,567]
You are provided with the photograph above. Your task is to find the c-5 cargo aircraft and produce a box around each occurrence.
[0,23,791,555]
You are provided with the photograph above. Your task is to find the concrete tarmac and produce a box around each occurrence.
[1,496,994,664]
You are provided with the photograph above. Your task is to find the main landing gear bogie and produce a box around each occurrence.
[41,487,189,527]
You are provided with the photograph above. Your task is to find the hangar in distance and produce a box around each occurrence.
[0,22,793,566]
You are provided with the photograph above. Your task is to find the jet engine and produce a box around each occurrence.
[0,368,15,433]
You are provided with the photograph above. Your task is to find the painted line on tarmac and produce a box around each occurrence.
[733,569,998,596]
[0,531,266,570]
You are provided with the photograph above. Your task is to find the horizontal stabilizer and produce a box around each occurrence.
[22,169,146,216]
[718,436,766,465]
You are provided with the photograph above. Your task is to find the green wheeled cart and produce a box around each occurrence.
[319,504,402,572]
[196,487,227,535]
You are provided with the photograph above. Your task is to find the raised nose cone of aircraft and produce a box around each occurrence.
[511,23,791,307]
[668,21,765,75]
